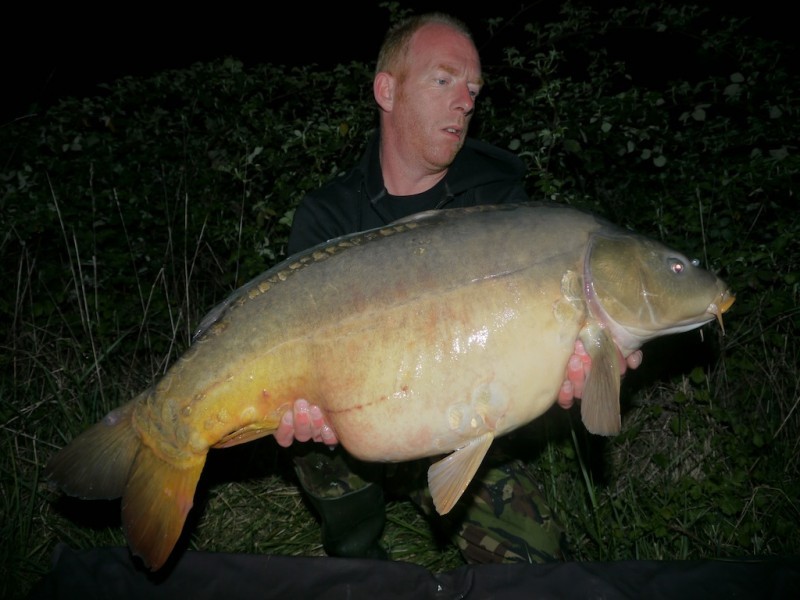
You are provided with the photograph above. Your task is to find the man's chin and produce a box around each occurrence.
[433,145,462,168]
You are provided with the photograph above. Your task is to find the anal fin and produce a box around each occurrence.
[427,432,494,515]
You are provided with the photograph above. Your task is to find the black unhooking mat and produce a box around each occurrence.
[27,544,800,600]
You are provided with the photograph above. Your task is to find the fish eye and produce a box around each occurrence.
[669,258,686,274]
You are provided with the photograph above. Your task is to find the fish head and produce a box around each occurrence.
[585,232,735,354]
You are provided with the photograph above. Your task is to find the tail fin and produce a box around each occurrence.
[46,397,206,571]
[122,443,205,570]
[46,400,141,499]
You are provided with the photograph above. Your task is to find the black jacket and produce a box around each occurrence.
[287,131,529,254]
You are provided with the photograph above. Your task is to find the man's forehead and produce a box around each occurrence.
[410,25,482,81]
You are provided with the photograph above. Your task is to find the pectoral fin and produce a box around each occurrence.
[580,327,622,436]
[427,432,494,515]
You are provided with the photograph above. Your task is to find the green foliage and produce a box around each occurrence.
[3,59,375,371]
[468,0,799,567]
[2,1,799,597]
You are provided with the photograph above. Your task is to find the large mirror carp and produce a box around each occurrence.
[46,202,735,570]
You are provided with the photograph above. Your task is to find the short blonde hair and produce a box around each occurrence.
[375,13,474,76]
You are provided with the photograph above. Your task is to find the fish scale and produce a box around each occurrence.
[45,202,734,570]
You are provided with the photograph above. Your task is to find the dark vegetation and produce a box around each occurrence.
[2,2,798,598]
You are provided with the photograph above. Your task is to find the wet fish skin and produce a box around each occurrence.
[45,202,734,570]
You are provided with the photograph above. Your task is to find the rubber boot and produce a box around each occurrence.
[306,483,388,560]
[293,446,388,559]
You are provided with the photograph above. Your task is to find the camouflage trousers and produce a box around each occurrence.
[293,443,570,565]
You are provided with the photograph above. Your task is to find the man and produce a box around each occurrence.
[275,12,641,564]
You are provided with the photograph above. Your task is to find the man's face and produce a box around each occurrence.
[392,24,483,172]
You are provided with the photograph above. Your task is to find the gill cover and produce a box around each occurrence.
[586,233,729,348]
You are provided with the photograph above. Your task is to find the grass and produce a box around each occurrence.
[0,64,800,598]
[4,170,800,598]
[4,195,799,600]
[2,184,472,599]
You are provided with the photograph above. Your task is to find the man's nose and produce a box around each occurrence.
[454,86,475,116]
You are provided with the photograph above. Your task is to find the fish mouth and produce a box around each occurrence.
[707,289,736,334]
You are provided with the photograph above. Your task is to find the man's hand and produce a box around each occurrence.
[274,399,338,448]
[275,341,644,446]
[558,340,643,408]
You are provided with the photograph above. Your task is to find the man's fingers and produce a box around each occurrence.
[308,403,339,446]
[319,424,339,446]
[558,381,575,409]
[275,410,295,447]
[555,341,592,406]
[309,404,325,431]
[561,340,643,409]
[273,399,340,447]
[559,354,586,406]
[293,399,313,442]
[626,350,643,370]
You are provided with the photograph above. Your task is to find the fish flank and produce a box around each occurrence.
[192,219,429,342]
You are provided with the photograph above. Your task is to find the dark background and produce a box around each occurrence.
[2,1,795,126]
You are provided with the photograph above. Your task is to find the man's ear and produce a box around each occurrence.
[373,72,395,111]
